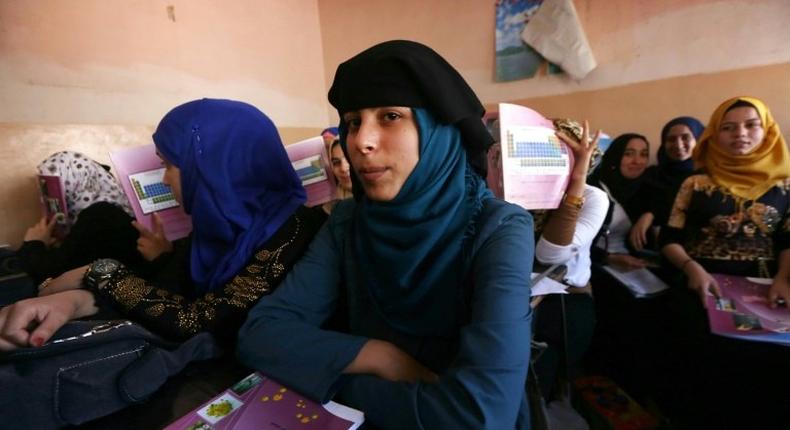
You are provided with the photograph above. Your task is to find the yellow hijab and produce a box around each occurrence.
[693,96,790,201]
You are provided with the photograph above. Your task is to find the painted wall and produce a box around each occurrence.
[1,0,330,128]
[318,0,790,135]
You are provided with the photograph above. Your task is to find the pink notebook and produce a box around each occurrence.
[487,103,574,210]
[706,274,790,346]
[164,372,364,430]
[109,145,192,241]
[36,174,69,240]
[285,136,337,207]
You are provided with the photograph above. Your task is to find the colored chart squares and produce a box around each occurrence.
[129,168,180,214]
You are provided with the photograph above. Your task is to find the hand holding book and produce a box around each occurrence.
[684,260,722,307]
[132,213,173,261]
[23,216,58,246]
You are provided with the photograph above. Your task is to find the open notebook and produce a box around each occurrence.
[706,274,790,346]
[601,265,669,298]
[164,372,364,430]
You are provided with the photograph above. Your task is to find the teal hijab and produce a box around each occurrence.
[341,108,492,336]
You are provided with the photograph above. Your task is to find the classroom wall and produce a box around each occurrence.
[2,0,790,246]
[0,0,330,246]
[318,0,790,143]
[1,0,330,128]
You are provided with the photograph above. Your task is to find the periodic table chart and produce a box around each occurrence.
[291,154,328,186]
[504,126,570,174]
[128,168,180,214]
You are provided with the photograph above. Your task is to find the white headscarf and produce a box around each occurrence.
[37,151,133,226]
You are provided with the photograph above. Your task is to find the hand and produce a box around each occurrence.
[24,216,58,246]
[133,213,173,261]
[684,261,721,307]
[629,212,655,251]
[556,120,601,180]
[0,290,97,351]
[38,265,89,296]
[347,339,438,384]
[768,276,790,309]
[607,253,647,271]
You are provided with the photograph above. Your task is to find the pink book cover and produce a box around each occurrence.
[487,103,574,210]
[109,144,192,241]
[706,274,790,346]
[285,136,337,208]
[164,372,364,430]
[36,174,69,240]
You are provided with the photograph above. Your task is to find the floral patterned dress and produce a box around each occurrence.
[659,174,790,276]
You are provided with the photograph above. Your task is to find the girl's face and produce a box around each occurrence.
[619,138,649,179]
[717,106,765,156]
[343,106,419,202]
[158,152,182,205]
[664,124,696,161]
[330,143,353,192]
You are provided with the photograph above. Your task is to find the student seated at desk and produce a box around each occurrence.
[629,116,704,251]
[238,40,535,430]
[588,133,652,268]
[0,99,326,427]
[530,118,608,401]
[18,151,147,284]
[584,132,664,400]
[656,96,790,428]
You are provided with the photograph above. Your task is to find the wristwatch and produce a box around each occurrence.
[563,193,585,210]
[84,258,123,290]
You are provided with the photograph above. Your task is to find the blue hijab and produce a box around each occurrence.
[341,108,492,336]
[153,99,306,293]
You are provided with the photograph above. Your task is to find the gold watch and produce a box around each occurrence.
[563,193,585,209]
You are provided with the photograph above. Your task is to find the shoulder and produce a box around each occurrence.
[77,201,133,219]
[584,184,607,204]
[478,198,532,228]
[282,206,328,242]
[469,198,533,251]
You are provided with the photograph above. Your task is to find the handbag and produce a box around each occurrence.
[0,319,222,429]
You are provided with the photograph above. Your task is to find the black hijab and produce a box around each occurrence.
[588,133,649,220]
[328,40,493,177]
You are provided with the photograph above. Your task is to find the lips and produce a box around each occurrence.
[358,166,388,182]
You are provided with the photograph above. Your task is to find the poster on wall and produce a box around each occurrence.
[495,0,561,81]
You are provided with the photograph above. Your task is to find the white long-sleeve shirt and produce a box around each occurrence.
[535,184,609,287]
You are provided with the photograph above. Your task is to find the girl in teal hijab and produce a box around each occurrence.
[239,40,534,429]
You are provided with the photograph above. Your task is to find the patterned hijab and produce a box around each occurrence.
[693,96,790,201]
[36,151,133,226]
[153,99,306,293]
[329,41,493,336]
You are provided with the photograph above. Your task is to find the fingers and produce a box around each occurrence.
[0,301,38,347]
[0,310,17,351]
[28,311,69,347]
[132,220,154,238]
[591,129,602,147]
[152,213,166,235]
[698,287,709,308]
[709,278,722,299]
[636,228,647,250]
[555,130,580,151]
[46,214,59,232]
[583,120,590,144]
